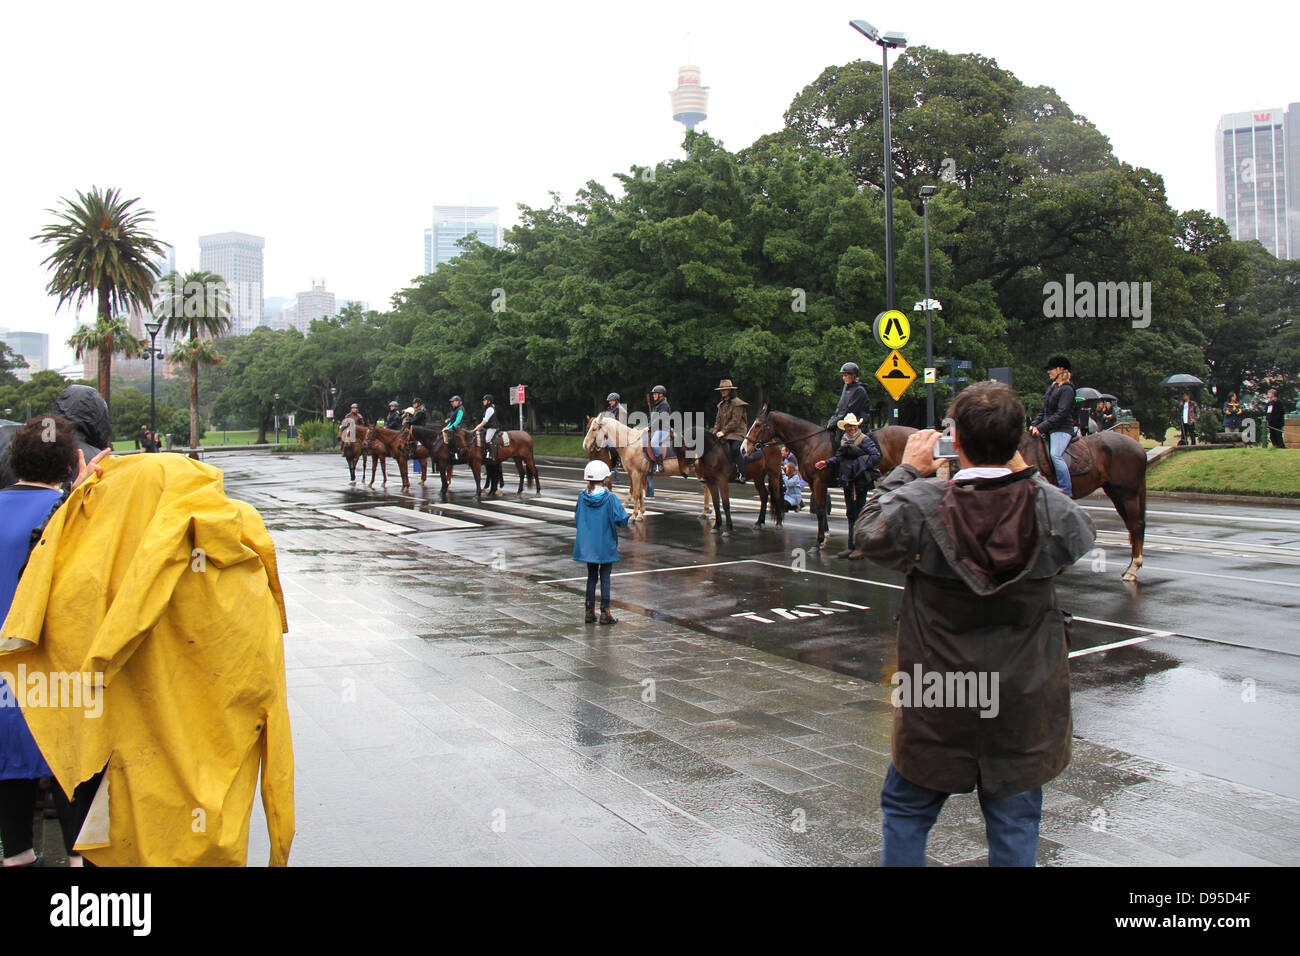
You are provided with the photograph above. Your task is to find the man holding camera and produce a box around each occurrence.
[853,381,1095,866]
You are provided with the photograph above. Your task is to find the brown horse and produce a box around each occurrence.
[479,429,541,497]
[339,421,366,482]
[362,425,431,490]
[1020,430,1147,581]
[340,424,390,485]
[743,405,904,549]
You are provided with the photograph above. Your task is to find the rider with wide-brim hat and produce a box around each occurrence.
[1029,355,1075,496]
[815,412,882,559]
[713,378,750,481]
[828,362,870,451]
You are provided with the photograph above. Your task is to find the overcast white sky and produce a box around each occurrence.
[5,0,1298,367]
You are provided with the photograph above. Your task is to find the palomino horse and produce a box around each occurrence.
[582,416,736,531]
[1020,430,1147,581]
[743,404,910,549]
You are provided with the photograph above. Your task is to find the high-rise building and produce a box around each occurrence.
[198,231,265,335]
[425,206,501,272]
[670,65,708,132]
[1215,105,1300,259]
[0,328,49,382]
[291,279,337,332]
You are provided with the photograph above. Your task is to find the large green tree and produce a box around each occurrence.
[33,186,166,407]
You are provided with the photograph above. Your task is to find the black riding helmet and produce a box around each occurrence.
[1044,355,1072,371]
[450,395,462,403]
[482,394,493,403]
[840,362,860,376]
[651,385,667,396]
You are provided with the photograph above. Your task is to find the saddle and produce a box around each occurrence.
[1038,433,1094,478]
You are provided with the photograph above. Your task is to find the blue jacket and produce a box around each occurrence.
[0,485,62,780]
[573,489,629,564]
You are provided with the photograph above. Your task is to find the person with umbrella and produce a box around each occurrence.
[1176,392,1201,445]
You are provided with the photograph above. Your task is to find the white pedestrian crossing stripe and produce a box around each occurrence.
[371,506,481,529]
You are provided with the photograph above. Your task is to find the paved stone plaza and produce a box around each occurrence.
[38,451,1299,866]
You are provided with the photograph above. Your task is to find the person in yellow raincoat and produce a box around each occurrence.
[0,453,294,866]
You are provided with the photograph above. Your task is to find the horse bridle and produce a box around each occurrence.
[744,412,831,452]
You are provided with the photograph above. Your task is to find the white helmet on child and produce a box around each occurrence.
[583,460,611,482]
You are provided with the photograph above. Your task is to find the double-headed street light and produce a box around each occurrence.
[850,19,907,310]
[144,320,164,440]
[916,184,940,429]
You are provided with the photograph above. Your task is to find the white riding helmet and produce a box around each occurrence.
[583,460,611,482]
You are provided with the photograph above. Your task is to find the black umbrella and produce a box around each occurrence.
[1097,393,1118,402]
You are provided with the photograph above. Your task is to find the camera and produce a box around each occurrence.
[933,420,959,460]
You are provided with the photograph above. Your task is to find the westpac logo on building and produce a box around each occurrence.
[1042,274,1152,329]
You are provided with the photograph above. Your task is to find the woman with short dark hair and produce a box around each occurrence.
[0,417,104,866]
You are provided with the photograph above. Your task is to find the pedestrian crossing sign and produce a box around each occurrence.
[875,350,917,401]
[873,309,911,350]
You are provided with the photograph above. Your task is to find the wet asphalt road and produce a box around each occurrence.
[226,451,1300,803]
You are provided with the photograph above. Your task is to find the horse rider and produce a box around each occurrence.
[713,378,750,482]
[443,395,467,461]
[473,394,500,461]
[814,412,881,559]
[383,401,403,430]
[1029,355,1076,496]
[405,397,431,463]
[599,392,627,477]
[647,385,671,474]
[341,403,365,443]
[828,362,870,452]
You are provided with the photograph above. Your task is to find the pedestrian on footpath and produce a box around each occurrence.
[853,381,1095,867]
[1265,390,1286,448]
[0,417,107,867]
[573,459,628,625]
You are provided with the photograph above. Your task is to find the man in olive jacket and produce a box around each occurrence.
[853,381,1095,866]
[712,378,749,480]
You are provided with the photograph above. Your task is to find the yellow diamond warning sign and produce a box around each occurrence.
[875,350,917,401]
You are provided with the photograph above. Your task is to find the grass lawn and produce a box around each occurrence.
[111,430,297,451]
[532,434,588,457]
[1147,447,1300,497]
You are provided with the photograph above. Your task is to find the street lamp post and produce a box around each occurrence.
[918,184,938,429]
[850,19,907,311]
[274,393,280,444]
[144,320,163,440]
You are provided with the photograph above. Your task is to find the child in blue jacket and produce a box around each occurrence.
[573,459,629,624]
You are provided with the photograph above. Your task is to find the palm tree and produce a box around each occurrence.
[169,337,226,449]
[156,270,232,448]
[33,186,166,408]
[66,316,145,390]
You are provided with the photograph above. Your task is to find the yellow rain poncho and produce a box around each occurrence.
[0,454,294,866]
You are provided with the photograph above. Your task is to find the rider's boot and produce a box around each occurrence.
[584,604,597,624]
[599,607,617,625]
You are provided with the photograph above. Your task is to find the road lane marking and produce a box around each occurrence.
[539,559,756,584]
[319,509,412,534]
[1081,504,1300,526]
[428,501,546,525]
[1068,631,1173,658]
[371,506,481,529]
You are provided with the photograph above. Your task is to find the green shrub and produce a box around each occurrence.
[297,420,335,450]
[168,409,205,446]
